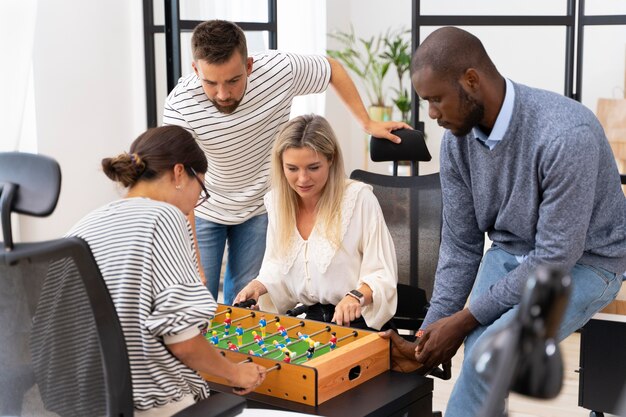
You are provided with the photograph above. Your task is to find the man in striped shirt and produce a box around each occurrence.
[163,20,410,305]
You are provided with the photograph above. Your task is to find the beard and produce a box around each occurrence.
[210,97,243,114]
[450,85,485,137]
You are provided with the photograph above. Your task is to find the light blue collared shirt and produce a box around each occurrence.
[473,78,515,151]
[476,79,526,262]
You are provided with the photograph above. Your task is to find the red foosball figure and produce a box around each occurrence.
[223,313,232,336]
[283,351,291,363]
[275,322,291,343]
[252,331,268,353]
[227,341,239,351]
[329,332,337,350]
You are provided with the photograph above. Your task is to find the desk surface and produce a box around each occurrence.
[211,371,433,417]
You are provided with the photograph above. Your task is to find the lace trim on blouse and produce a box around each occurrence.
[266,181,370,275]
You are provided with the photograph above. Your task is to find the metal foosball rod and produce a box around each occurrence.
[212,308,232,319]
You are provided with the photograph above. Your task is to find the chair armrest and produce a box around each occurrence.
[172,392,246,417]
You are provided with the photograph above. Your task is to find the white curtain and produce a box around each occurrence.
[278,0,327,117]
[0,0,38,152]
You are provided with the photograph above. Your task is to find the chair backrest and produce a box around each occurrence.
[350,170,442,302]
[0,152,61,250]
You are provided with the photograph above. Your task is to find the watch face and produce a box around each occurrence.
[350,290,363,298]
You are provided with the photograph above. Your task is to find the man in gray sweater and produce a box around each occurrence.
[383,27,626,416]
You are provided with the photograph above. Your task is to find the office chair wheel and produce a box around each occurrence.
[589,411,604,417]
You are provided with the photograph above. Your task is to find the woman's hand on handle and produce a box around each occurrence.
[233,279,267,309]
[230,363,267,395]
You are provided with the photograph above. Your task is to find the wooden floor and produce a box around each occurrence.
[431,332,619,417]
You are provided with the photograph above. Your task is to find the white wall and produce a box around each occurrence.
[19,0,147,241]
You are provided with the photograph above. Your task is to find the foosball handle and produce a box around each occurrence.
[233,299,257,309]
[286,304,309,316]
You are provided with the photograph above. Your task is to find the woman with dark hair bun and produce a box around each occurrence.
[68,125,265,416]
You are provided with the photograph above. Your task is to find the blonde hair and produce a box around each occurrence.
[271,114,347,256]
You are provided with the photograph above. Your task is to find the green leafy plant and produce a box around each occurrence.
[327,26,391,108]
[382,28,412,123]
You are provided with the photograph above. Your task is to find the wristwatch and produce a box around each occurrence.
[346,289,365,306]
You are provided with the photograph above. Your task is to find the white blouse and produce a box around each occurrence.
[257,180,398,330]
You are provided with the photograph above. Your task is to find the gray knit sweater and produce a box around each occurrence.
[423,81,626,328]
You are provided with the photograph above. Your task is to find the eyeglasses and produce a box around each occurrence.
[187,166,210,207]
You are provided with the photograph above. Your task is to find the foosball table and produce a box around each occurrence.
[201,304,390,406]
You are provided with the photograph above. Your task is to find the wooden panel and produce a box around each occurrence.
[200,350,318,406]
[311,332,390,403]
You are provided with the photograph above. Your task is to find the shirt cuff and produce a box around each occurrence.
[163,326,201,345]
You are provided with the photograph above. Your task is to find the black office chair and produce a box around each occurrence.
[350,130,439,332]
[0,152,245,417]
[350,130,451,384]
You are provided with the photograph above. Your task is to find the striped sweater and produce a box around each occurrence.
[68,198,217,410]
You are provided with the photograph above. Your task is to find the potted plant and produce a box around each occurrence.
[382,28,412,124]
[327,26,393,122]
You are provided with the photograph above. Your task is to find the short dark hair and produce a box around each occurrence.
[191,20,248,64]
[411,27,497,82]
[102,125,207,188]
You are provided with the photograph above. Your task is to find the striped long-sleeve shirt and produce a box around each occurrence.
[163,51,331,225]
[68,197,217,410]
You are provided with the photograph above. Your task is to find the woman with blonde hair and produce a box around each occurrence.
[234,115,397,330]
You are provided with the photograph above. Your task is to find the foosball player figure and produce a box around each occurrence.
[283,351,292,364]
[235,324,244,346]
[329,332,337,350]
[272,340,286,350]
[248,349,261,357]
[227,341,239,352]
[223,312,232,336]
[280,346,293,357]
[305,339,316,360]
[275,322,291,343]
[259,315,267,338]
[209,330,219,345]
[252,331,268,353]
[297,331,320,347]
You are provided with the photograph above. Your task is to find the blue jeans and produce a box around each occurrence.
[445,246,622,417]
[195,214,268,305]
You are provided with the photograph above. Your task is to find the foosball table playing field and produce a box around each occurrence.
[200,304,390,406]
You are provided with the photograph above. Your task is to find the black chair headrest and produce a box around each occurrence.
[0,152,61,250]
[370,128,431,163]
